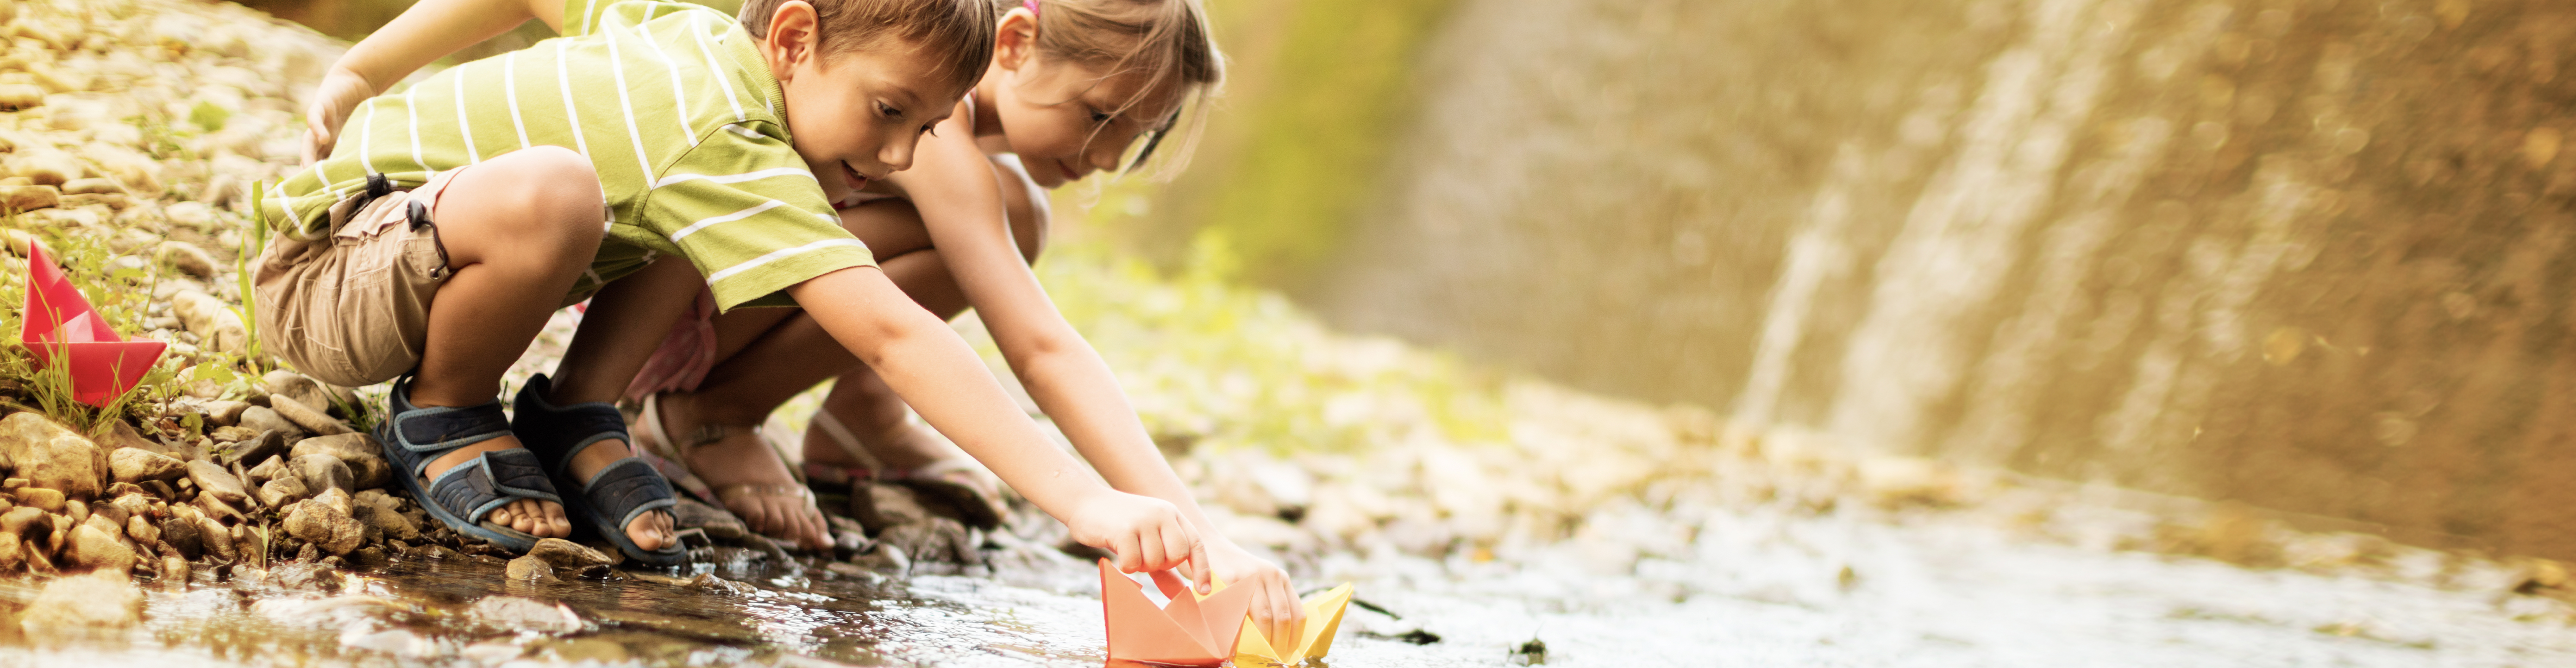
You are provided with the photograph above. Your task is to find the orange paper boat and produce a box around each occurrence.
[1099,558,1254,666]
[21,246,164,405]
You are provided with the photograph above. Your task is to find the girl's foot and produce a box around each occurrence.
[801,389,1007,530]
[636,392,830,549]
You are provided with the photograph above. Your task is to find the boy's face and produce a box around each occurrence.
[762,3,962,203]
[990,57,1181,188]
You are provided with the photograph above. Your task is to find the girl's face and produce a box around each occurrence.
[987,55,1181,188]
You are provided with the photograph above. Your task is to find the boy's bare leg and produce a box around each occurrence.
[405,146,607,539]
[538,255,698,551]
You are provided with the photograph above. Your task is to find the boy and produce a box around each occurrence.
[263,0,1216,581]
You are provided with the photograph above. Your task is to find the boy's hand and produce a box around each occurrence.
[301,66,379,164]
[1206,539,1306,652]
[1067,489,1210,586]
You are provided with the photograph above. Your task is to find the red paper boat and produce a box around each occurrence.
[21,246,164,405]
[1099,558,1254,667]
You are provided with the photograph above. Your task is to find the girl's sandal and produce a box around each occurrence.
[632,392,821,544]
[801,410,1007,530]
[374,375,562,553]
[511,374,687,567]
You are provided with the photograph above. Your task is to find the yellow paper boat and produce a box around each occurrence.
[1231,583,1354,667]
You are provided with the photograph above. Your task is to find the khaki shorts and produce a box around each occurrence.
[254,169,464,388]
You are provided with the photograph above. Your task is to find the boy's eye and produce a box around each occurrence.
[921,123,938,136]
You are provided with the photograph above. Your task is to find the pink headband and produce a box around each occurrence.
[1023,0,1040,15]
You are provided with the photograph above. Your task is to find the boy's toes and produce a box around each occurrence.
[541,500,571,538]
[625,510,675,550]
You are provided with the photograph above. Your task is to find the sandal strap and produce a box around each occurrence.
[583,457,680,531]
[714,483,814,501]
[512,374,633,474]
[380,376,514,476]
[426,448,561,523]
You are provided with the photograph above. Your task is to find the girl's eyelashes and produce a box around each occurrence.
[878,102,902,119]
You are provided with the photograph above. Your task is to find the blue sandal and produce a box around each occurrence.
[512,374,687,567]
[376,376,561,553]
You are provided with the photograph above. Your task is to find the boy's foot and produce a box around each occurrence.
[637,392,829,550]
[562,439,680,551]
[422,438,571,538]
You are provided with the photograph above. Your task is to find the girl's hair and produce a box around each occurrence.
[1007,0,1224,178]
[738,0,999,96]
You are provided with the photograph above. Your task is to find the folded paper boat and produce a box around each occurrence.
[21,246,164,405]
[1232,582,1353,667]
[1098,558,1254,666]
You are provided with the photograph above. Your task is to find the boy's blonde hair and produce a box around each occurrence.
[1011,0,1224,177]
[738,0,999,95]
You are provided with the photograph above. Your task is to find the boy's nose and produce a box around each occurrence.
[880,136,917,173]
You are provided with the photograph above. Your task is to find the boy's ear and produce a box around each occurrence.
[994,6,1040,73]
[761,0,824,80]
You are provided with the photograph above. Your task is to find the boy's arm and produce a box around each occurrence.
[888,120,1308,640]
[300,0,570,162]
[787,265,1212,581]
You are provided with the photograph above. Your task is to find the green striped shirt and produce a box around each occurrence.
[263,0,874,311]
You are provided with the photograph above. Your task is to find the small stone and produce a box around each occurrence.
[354,503,418,542]
[186,460,247,504]
[232,524,266,564]
[155,241,216,278]
[64,499,88,526]
[171,290,248,355]
[527,538,612,570]
[203,401,252,427]
[0,533,19,571]
[293,454,353,494]
[100,422,169,456]
[268,395,351,436]
[257,476,310,507]
[208,426,258,444]
[141,479,177,501]
[0,184,58,211]
[0,84,44,112]
[290,434,391,491]
[877,517,976,566]
[270,561,335,590]
[65,523,135,573]
[260,371,336,415]
[160,556,188,589]
[245,454,287,486]
[0,413,106,500]
[221,430,288,469]
[470,596,581,633]
[111,447,187,484]
[237,408,302,440]
[1,507,48,538]
[311,487,352,516]
[16,486,64,513]
[671,498,746,531]
[125,514,158,546]
[19,571,143,632]
[159,517,201,560]
[505,555,557,582]
[108,493,151,520]
[58,178,119,196]
[283,495,363,556]
[198,517,234,562]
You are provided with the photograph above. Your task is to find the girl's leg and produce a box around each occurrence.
[406,145,607,539]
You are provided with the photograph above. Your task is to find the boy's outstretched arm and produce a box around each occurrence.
[788,265,1212,582]
[300,0,570,162]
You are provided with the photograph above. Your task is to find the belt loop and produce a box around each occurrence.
[365,173,392,200]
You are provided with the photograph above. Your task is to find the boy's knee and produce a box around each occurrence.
[478,146,605,244]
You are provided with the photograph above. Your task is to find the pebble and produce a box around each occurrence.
[226,430,289,468]
[293,453,353,494]
[527,538,613,569]
[186,460,248,505]
[197,516,234,562]
[158,516,201,559]
[238,407,303,440]
[202,400,252,426]
[0,84,44,112]
[505,555,558,582]
[290,434,391,491]
[19,571,143,632]
[170,290,248,355]
[0,533,21,571]
[156,241,216,278]
[110,447,187,484]
[262,371,343,416]
[245,454,287,486]
[0,413,106,499]
[17,486,66,513]
[65,523,136,573]
[268,394,351,436]
[257,476,309,507]
[0,184,58,211]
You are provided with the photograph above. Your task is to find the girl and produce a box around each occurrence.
[617,0,1310,642]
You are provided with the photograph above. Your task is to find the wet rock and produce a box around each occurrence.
[186,459,247,504]
[671,498,746,531]
[159,516,201,560]
[19,571,143,631]
[351,498,418,542]
[876,517,977,566]
[170,290,248,355]
[684,573,758,596]
[293,453,352,494]
[291,434,391,491]
[505,555,557,581]
[257,475,310,507]
[0,413,106,499]
[237,407,301,440]
[528,538,611,569]
[65,523,136,573]
[283,496,363,556]
[852,542,909,573]
[197,516,233,562]
[160,556,187,589]
[469,596,582,634]
[270,561,336,591]
[155,241,216,278]
[231,523,265,564]
[850,482,933,531]
[0,184,59,211]
[111,447,187,484]
[268,394,350,436]
[17,486,65,513]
